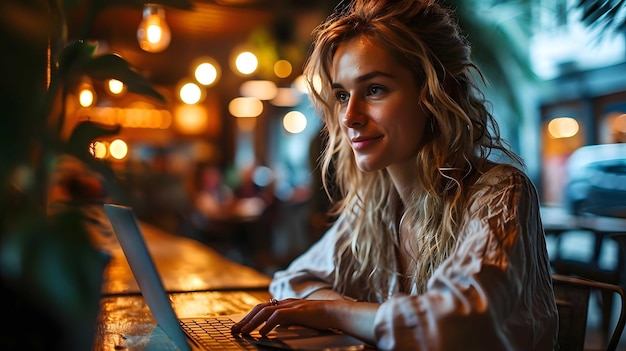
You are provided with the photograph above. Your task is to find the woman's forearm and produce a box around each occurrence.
[322,300,379,345]
[303,290,378,345]
[306,288,351,300]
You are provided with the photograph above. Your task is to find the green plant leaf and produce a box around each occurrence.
[55,40,97,78]
[447,0,535,127]
[82,54,165,102]
[0,209,110,351]
[576,0,626,35]
[55,42,165,102]
[66,121,121,161]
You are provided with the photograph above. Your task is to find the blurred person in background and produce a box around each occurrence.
[194,165,235,219]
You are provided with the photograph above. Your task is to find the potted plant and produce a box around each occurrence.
[0,0,190,350]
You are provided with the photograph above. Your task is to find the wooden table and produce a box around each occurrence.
[91,217,272,351]
[541,206,626,266]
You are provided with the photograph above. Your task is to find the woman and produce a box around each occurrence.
[232,0,558,349]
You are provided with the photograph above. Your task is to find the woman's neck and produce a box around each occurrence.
[387,161,421,206]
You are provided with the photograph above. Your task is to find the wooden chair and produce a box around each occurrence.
[552,145,626,341]
[549,216,626,341]
[553,274,626,351]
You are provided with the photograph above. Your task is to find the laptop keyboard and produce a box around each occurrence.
[180,316,257,350]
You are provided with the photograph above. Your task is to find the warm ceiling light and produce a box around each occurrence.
[240,80,278,100]
[615,114,626,133]
[228,97,263,118]
[90,141,108,159]
[282,111,307,134]
[174,104,208,135]
[274,60,292,78]
[194,59,220,86]
[270,87,302,107]
[79,89,95,107]
[137,4,171,53]
[179,81,203,105]
[78,80,96,107]
[107,79,125,95]
[547,117,579,138]
[234,51,258,75]
[109,139,128,160]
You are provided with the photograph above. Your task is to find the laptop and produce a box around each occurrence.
[103,203,370,351]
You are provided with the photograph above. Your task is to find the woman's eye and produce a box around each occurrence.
[368,86,384,95]
[335,91,349,102]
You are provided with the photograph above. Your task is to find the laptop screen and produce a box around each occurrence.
[104,204,192,351]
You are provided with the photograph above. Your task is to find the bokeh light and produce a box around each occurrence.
[229,97,263,118]
[235,51,258,75]
[274,60,292,78]
[179,82,203,105]
[194,60,220,86]
[548,117,579,138]
[282,111,307,134]
[109,139,128,160]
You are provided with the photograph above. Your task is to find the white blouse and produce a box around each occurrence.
[269,165,558,350]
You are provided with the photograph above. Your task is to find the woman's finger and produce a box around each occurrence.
[231,299,278,333]
[256,299,317,335]
[233,299,299,333]
[238,305,284,334]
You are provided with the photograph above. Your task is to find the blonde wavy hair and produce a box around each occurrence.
[304,0,523,299]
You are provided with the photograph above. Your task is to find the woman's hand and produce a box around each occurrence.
[230,297,379,345]
[231,298,337,335]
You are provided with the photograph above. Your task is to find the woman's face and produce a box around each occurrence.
[331,35,428,173]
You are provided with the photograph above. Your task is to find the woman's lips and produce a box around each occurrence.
[351,136,383,151]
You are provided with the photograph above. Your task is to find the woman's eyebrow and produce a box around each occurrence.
[331,71,394,89]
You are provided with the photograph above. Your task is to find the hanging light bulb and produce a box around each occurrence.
[137,4,171,53]
[78,79,96,107]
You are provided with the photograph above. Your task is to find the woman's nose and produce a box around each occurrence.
[342,98,366,128]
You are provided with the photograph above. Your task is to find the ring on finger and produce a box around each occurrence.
[269,298,279,306]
